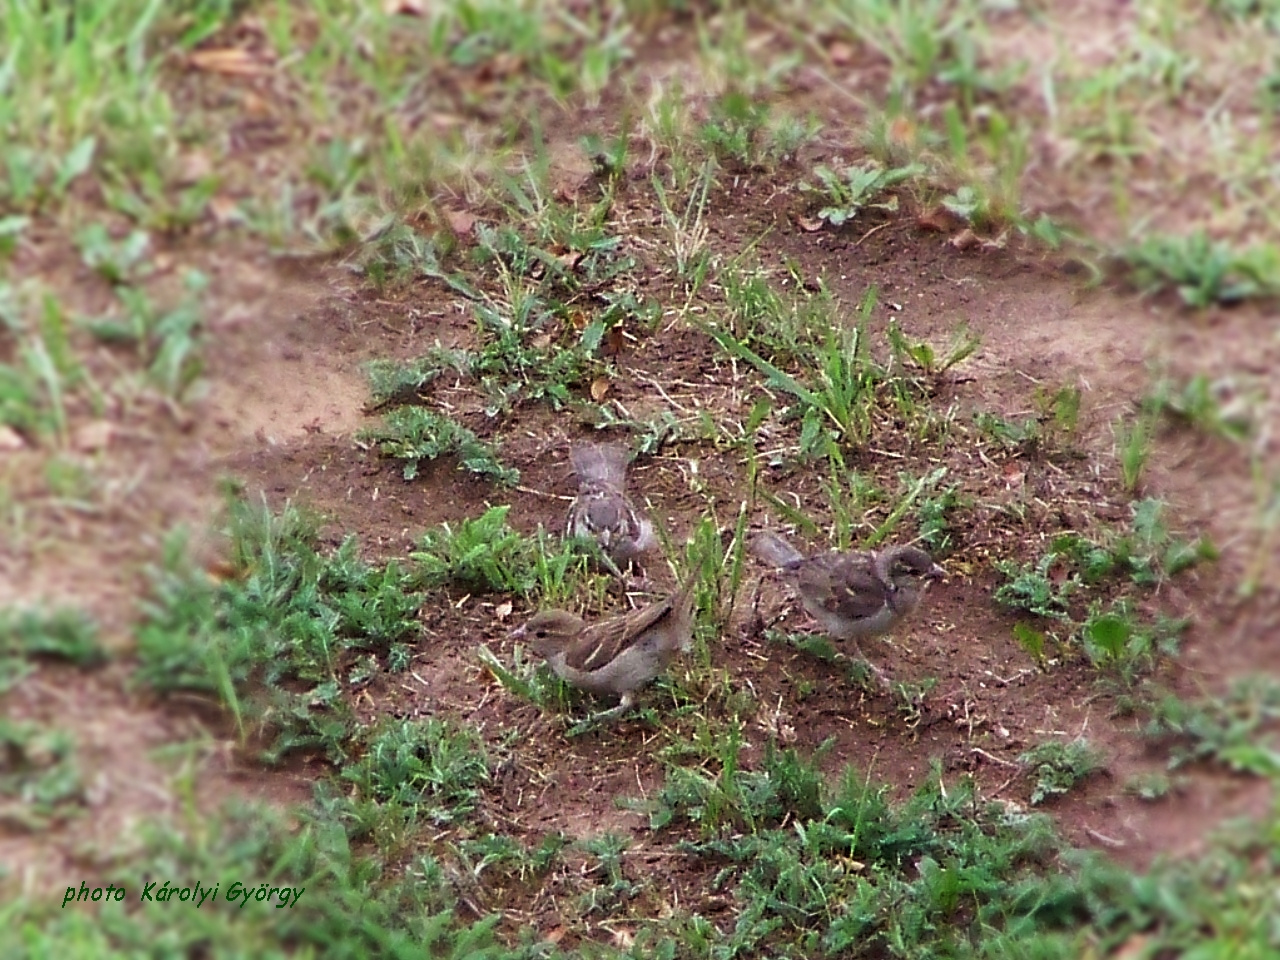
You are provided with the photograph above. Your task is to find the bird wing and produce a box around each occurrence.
[796,554,890,622]
[562,572,698,670]
[751,531,806,567]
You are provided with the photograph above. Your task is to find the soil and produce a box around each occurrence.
[208,181,1277,880]
[4,15,1279,916]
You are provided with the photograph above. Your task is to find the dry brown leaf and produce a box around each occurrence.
[797,215,823,233]
[476,52,523,82]
[206,559,238,583]
[0,425,26,451]
[888,115,916,146]
[828,41,855,65]
[1111,935,1150,960]
[590,377,611,402]
[917,206,963,233]
[429,112,464,131]
[241,90,271,118]
[553,247,583,271]
[384,0,426,15]
[981,230,1010,251]
[544,927,567,945]
[208,195,241,226]
[73,421,114,454]
[177,151,213,185]
[948,228,980,251]
[444,209,475,236]
[602,324,627,357]
[189,48,265,76]
[610,928,635,949]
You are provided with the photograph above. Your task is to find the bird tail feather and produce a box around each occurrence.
[671,569,700,653]
[570,443,629,489]
[750,531,805,568]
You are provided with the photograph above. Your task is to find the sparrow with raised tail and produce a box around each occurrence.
[751,531,945,678]
[509,573,698,721]
[566,442,656,579]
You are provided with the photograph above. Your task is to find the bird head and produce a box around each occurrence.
[509,610,586,657]
[883,546,946,590]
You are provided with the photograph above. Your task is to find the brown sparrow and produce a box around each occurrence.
[751,531,944,676]
[565,442,656,578]
[509,573,698,721]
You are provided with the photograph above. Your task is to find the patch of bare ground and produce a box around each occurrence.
[0,248,343,894]
[6,171,1276,906]
[208,175,1276,879]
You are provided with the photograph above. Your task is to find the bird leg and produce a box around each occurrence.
[592,544,627,583]
[846,642,892,690]
[566,694,636,736]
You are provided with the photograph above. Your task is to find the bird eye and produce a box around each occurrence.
[533,628,547,639]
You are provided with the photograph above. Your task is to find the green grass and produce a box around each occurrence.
[1018,738,1106,806]
[359,406,518,484]
[1121,231,1280,307]
[803,159,925,226]
[136,492,421,761]
[7,2,1280,956]
[1143,678,1280,776]
[995,498,1213,682]
[0,719,84,830]
[707,282,967,462]
[412,504,584,597]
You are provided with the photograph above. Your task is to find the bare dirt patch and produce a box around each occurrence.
[205,183,1275,881]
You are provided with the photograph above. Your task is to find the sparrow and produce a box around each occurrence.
[565,442,656,579]
[509,573,698,721]
[751,531,945,678]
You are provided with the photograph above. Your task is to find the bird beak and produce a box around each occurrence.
[927,563,946,582]
[508,624,527,640]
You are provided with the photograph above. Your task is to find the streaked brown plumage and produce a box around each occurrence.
[565,442,655,578]
[509,574,698,719]
[751,531,944,676]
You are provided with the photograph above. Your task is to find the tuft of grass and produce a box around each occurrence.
[359,406,518,484]
[80,270,207,400]
[1018,738,1106,805]
[915,482,965,554]
[0,607,104,667]
[887,319,980,376]
[974,384,1081,456]
[0,720,85,830]
[1142,373,1253,442]
[1080,601,1187,684]
[412,505,536,596]
[708,284,943,459]
[1121,231,1280,307]
[1113,412,1154,493]
[412,505,589,600]
[364,350,463,410]
[1142,678,1280,776]
[994,552,1074,621]
[4,794,520,956]
[803,160,924,226]
[996,499,1211,681]
[577,833,644,915]
[341,717,490,826]
[135,493,422,763]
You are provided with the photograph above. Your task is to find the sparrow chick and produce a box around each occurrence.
[566,442,656,578]
[751,531,944,678]
[510,573,698,722]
